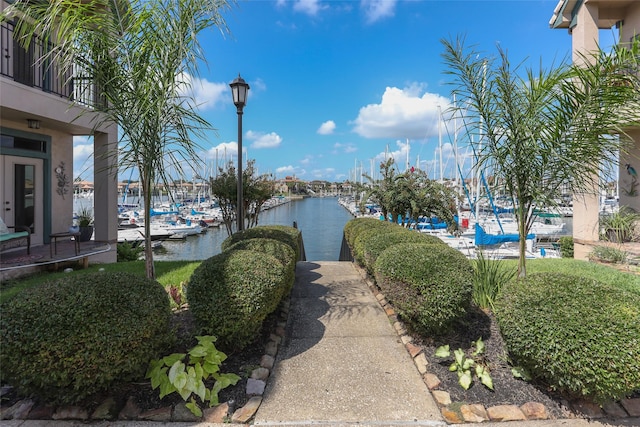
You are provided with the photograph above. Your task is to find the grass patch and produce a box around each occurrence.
[502,258,640,294]
[0,261,201,304]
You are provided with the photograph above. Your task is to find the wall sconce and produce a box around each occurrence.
[27,119,40,129]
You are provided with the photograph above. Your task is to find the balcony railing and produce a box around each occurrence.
[1,20,102,109]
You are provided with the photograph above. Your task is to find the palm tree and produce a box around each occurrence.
[360,158,458,230]
[442,36,640,277]
[4,0,233,279]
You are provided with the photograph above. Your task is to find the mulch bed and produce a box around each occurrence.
[406,305,576,419]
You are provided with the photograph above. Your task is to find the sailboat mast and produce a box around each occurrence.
[438,105,443,181]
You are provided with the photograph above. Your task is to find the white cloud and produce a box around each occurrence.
[300,155,313,165]
[317,120,336,135]
[333,142,357,154]
[178,73,227,111]
[361,0,397,24]
[207,141,239,158]
[275,165,306,177]
[246,130,282,149]
[292,0,327,16]
[373,139,410,166]
[311,168,336,179]
[352,84,451,140]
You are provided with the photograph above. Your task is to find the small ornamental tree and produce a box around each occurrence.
[209,160,275,236]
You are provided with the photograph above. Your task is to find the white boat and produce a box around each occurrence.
[117,225,175,243]
[477,214,565,236]
[153,219,203,236]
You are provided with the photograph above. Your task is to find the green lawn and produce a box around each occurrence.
[503,258,640,294]
[0,261,201,304]
[2,257,638,305]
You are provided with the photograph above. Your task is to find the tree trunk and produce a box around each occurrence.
[142,176,155,279]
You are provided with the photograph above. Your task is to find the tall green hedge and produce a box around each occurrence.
[0,272,174,404]
[495,272,640,403]
[187,249,287,350]
[374,243,473,335]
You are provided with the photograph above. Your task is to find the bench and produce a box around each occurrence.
[0,225,31,255]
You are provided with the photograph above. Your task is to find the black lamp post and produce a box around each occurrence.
[230,74,250,232]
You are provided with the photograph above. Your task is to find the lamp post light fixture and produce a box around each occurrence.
[230,73,250,232]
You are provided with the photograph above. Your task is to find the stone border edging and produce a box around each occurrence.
[351,263,640,424]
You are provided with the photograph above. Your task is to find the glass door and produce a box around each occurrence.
[1,156,43,245]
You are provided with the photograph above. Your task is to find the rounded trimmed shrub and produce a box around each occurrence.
[494,272,640,403]
[343,217,395,248]
[350,222,405,267]
[362,230,444,271]
[221,225,300,260]
[226,237,296,294]
[187,249,286,350]
[374,243,473,335]
[0,272,174,404]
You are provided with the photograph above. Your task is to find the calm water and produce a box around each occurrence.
[153,197,354,262]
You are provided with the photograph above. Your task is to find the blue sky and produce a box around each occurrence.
[73,0,618,184]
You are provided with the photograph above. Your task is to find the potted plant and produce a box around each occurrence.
[77,206,94,242]
[600,206,639,243]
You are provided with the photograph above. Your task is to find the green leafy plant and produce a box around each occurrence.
[435,338,494,391]
[557,236,574,258]
[76,206,93,227]
[472,251,516,310]
[511,366,532,381]
[117,241,144,262]
[589,245,628,264]
[600,206,639,243]
[146,335,240,417]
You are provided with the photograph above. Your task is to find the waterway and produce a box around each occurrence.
[75,195,572,262]
[153,197,354,262]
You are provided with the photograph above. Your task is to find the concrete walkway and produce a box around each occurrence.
[253,261,444,426]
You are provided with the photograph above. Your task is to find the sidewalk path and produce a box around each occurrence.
[253,261,445,426]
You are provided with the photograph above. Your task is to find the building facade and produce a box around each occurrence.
[1,2,118,262]
[551,0,640,259]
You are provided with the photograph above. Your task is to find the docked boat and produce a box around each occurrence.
[117,224,175,243]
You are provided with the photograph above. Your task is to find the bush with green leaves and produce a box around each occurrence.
[0,272,174,404]
[343,217,395,248]
[221,225,301,260]
[226,237,296,294]
[187,249,287,351]
[349,222,413,267]
[117,241,144,262]
[495,272,640,403]
[360,228,443,272]
[589,245,628,264]
[557,236,573,258]
[374,243,473,335]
